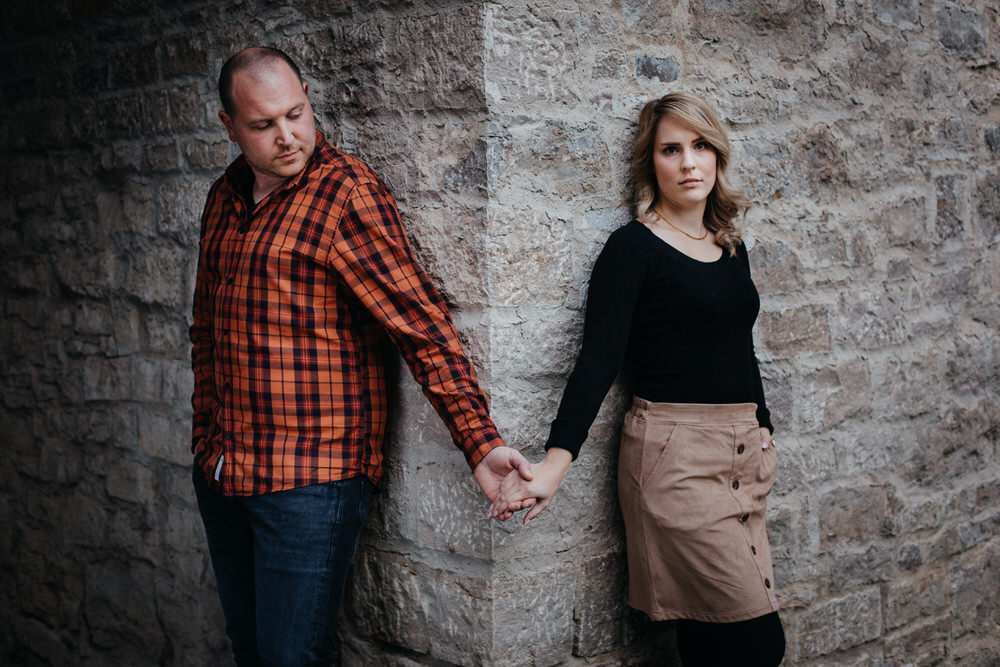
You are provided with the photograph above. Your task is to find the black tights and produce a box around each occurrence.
[676,612,785,666]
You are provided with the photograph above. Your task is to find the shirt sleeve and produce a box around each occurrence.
[739,243,774,434]
[189,183,221,452]
[328,179,503,469]
[545,228,644,459]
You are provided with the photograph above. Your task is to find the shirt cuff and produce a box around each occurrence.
[461,428,505,471]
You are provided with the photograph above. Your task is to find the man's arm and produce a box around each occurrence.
[189,194,220,453]
[329,178,533,505]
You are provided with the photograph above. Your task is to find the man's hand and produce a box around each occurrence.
[473,446,534,520]
[491,447,572,525]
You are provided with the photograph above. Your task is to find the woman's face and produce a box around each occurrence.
[651,116,717,214]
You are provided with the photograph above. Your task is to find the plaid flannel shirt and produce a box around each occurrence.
[190,132,502,495]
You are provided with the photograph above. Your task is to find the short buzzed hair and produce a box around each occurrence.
[218,46,304,116]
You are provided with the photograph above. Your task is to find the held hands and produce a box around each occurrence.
[490,447,573,525]
[473,446,536,519]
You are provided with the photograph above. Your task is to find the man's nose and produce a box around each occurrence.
[275,120,293,145]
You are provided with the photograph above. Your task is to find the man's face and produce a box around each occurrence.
[219,61,316,186]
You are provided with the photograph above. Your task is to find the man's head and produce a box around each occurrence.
[218,47,316,189]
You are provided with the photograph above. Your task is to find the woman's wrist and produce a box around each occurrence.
[542,446,573,471]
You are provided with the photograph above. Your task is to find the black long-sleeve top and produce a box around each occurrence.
[545,220,773,459]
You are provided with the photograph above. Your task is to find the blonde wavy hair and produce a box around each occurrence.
[632,92,750,256]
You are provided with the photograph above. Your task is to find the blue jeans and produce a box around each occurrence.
[193,468,374,666]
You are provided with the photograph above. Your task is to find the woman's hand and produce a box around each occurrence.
[760,427,774,449]
[491,447,573,525]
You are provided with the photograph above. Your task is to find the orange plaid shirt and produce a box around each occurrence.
[190,132,503,496]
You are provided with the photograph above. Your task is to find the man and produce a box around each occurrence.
[190,46,532,666]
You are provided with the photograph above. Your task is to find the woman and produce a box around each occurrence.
[493,92,785,666]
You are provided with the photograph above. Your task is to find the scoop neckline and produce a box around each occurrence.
[633,219,726,266]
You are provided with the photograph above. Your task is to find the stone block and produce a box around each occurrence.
[936,6,987,59]
[37,438,82,485]
[162,359,193,407]
[96,93,144,140]
[634,54,679,82]
[494,565,575,666]
[886,616,951,666]
[143,309,192,355]
[758,305,831,357]
[906,401,998,486]
[489,305,582,378]
[748,239,804,294]
[403,206,488,307]
[975,169,1000,242]
[110,42,159,88]
[871,0,919,30]
[184,139,231,170]
[83,559,165,659]
[878,197,929,247]
[592,51,626,79]
[573,552,628,657]
[131,356,164,403]
[690,0,826,59]
[82,356,133,402]
[123,244,194,308]
[61,490,109,548]
[345,549,491,665]
[485,4,581,107]
[105,456,156,505]
[834,289,907,350]
[487,206,576,307]
[795,587,882,660]
[949,542,1000,639]
[987,128,1000,155]
[935,174,966,240]
[138,410,190,466]
[143,142,180,172]
[886,572,947,631]
[157,175,211,243]
[415,460,491,559]
[819,485,896,547]
[162,31,208,78]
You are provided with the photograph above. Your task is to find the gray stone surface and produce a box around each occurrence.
[2,0,999,665]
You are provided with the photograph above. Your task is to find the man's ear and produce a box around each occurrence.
[219,110,237,142]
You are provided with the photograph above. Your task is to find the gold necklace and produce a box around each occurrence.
[646,208,709,241]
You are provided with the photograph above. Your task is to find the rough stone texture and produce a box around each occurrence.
[2,1,999,666]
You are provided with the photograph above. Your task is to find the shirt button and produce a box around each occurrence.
[765,578,771,588]
[740,514,749,523]
[732,480,740,490]
[751,545,757,555]
[737,444,745,454]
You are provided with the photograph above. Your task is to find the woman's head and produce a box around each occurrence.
[632,92,749,254]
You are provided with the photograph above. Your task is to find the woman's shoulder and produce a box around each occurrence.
[604,219,650,249]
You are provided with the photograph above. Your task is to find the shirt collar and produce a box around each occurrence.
[222,129,333,202]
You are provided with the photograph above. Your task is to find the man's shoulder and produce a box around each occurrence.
[310,136,385,193]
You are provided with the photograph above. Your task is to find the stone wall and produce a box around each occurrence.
[1,1,998,666]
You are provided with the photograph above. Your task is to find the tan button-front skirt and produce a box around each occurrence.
[618,399,780,623]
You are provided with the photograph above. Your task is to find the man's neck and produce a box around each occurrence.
[251,171,288,204]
